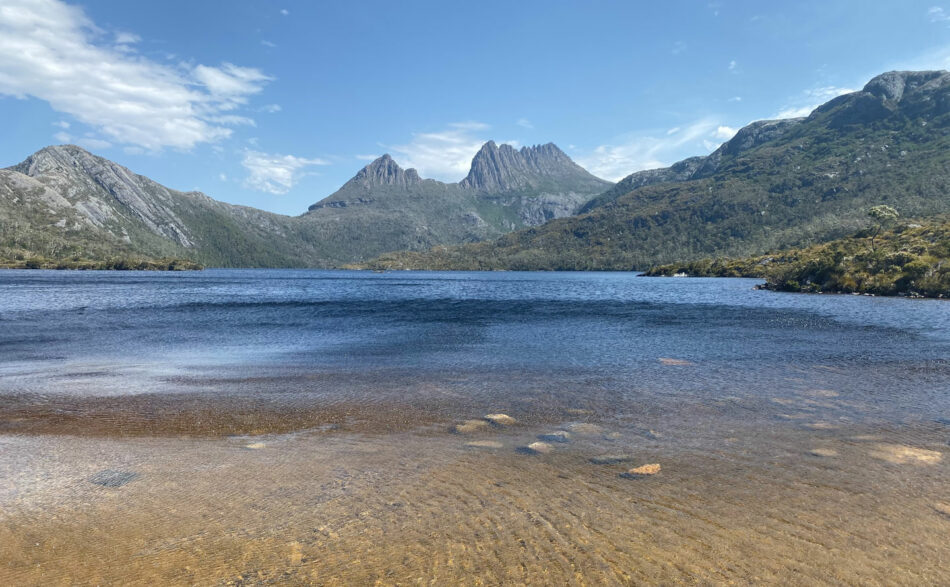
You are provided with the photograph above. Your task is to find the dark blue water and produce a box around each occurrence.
[1,269,948,425]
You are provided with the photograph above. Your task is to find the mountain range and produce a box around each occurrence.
[362,70,950,270]
[4,70,950,271]
[0,140,609,267]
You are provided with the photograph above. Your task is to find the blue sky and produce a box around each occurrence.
[2,1,950,215]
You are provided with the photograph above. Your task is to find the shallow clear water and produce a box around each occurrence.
[1,270,948,584]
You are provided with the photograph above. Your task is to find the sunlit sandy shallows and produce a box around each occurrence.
[1,270,948,584]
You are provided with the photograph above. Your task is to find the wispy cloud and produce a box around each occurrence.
[261,40,277,48]
[0,0,273,151]
[576,119,730,181]
[774,85,856,119]
[280,9,290,16]
[242,150,330,194]
[671,41,687,55]
[517,118,534,129]
[929,6,950,23]
[728,60,737,71]
[385,122,515,181]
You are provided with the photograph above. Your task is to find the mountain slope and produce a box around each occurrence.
[0,145,325,267]
[360,70,950,271]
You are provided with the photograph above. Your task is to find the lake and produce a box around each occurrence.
[1,270,948,584]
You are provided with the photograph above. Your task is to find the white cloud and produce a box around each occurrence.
[241,150,330,194]
[114,31,140,45]
[356,154,380,161]
[260,103,282,113]
[205,115,256,126]
[0,0,272,151]
[53,131,71,142]
[728,96,742,102]
[261,40,277,48]
[929,6,950,22]
[218,172,227,181]
[728,60,737,71]
[53,120,70,129]
[517,118,534,129]
[280,9,290,15]
[714,125,738,139]
[774,85,855,119]
[385,121,512,181]
[577,119,729,181]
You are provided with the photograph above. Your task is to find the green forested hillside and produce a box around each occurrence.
[358,71,950,271]
[643,218,950,298]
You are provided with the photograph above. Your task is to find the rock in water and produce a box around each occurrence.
[624,464,661,477]
[484,413,517,426]
[453,420,490,434]
[869,444,942,465]
[465,440,504,449]
[809,448,839,457]
[538,431,571,443]
[521,442,553,455]
[89,469,139,487]
[244,442,267,450]
[567,422,603,436]
[589,454,634,465]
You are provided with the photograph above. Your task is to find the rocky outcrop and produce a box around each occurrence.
[459,142,602,192]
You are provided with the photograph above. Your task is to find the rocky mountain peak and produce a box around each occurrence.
[862,70,949,102]
[349,154,421,188]
[460,141,598,192]
[6,144,196,247]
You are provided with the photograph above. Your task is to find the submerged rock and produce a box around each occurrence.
[809,448,839,458]
[589,454,634,465]
[244,442,267,450]
[934,502,950,518]
[869,444,942,465]
[465,440,504,449]
[623,464,661,477]
[89,469,139,487]
[520,441,553,455]
[453,420,490,434]
[567,423,603,436]
[484,413,517,426]
[538,431,571,443]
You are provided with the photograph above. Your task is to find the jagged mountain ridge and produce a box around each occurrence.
[360,70,950,271]
[297,141,611,262]
[0,140,611,267]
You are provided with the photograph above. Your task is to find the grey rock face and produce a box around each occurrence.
[862,70,949,102]
[8,145,196,247]
[459,141,601,192]
[349,154,422,189]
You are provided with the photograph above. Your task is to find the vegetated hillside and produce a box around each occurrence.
[643,217,950,298]
[0,141,610,268]
[358,71,950,271]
